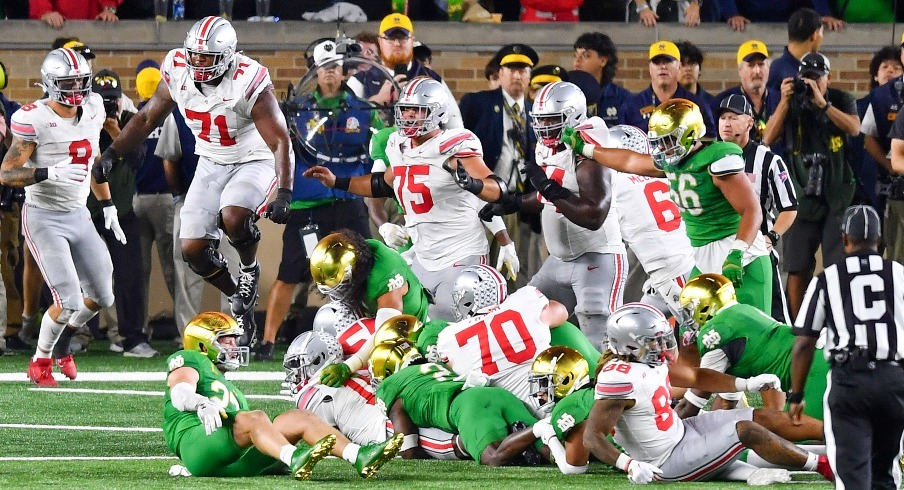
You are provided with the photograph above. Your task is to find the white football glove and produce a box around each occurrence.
[378,223,410,249]
[496,242,519,281]
[102,205,127,244]
[195,398,225,436]
[458,369,490,390]
[47,158,88,184]
[627,459,663,484]
[531,417,557,445]
[399,248,416,266]
[742,374,782,393]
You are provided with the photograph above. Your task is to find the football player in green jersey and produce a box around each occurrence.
[562,99,773,314]
[164,312,404,480]
[673,274,829,421]
[370,340,541,466]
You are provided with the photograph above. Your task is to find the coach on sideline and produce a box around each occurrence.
[789,205,904,488]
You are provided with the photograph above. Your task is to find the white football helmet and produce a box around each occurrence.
[606,303,678,366]
[41,48,92,107]
[450,264,508,322]
[610,124,652,155]
[394,77,449,137]
[530,81,587,148]
[312,301,359,338]
[283,331,344,387]
[183,16,237,82]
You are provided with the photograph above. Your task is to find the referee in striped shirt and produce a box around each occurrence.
[717,94,798,323]
[790,205,904,488]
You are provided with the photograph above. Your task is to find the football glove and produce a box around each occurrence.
[320,362,352,387]
[399,248,415,266]
[741,374,782,393]
[458,369,490,390]
[478,194,522,221]
[264,188,292,224]
[531,417,557,446]
[496,242,519,281]
[443,159,484,195]
[560,127,586,156]
[379,223,410,249]
[627,459,663,485]
[721,249,744,287]
[523,162,572,202]
[196,398,226,436]
[47,158,88,184]
[102,204,127,244]
[93,146,119,184]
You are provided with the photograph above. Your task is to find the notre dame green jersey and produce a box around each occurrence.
[369,127,396,169]
[162,350,249,454]
[662,141,744,246]
[363,239,430,322]
[416,319,449,352]
[551,387,594,440]
[376,362,464,433]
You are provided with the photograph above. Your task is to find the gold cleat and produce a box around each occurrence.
[354,432,404,478]
[290,434,336,481]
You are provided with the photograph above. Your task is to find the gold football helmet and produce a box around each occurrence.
[529,346,590,413]
[648,98,705,168]
[183,312,249,371]
[368,340,423,388]
[374,315,423,346]
[678,273,738,330]
[310,233,358,299]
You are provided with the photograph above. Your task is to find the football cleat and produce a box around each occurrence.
[290,434,335,481]
[231,263,260,316]
[56,354,77,380]
[746,468,792,486]
[354,433,404,478]
[234,309,257,348]
[27,357,58,387]
[816,454,835,482]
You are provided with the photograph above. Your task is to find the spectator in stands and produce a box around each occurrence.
[353,32,380,64]
[520,0,582,22]
[132,60,177,341]
[460,44,543,289]
[0,59,24,355]
[485,59,501,89]
[767,8,825,90]
[413,42,432,69]
[719,0,844,31]
[619,40,716,137]
[763,52,860,318]
[572,32,631,126]
[631,0,702,27]
[31,0,121,28]
[677,40,716,110]
[714,41,781,152]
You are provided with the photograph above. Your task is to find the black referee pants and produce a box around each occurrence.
[826,362,904,489]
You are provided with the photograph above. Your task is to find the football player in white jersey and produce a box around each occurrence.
[481,81,625,349]
[584,303,835,485]
[93,16,295,343]
[0,48,124,387]
[304,77,519,321]
[608,124,696,321]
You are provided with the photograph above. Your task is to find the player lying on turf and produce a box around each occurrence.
[163,312,403,480]
[582,304,834,484]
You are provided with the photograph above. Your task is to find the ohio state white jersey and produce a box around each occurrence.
[594,360,684,467]
[294,376,389,445]
[337,318,376,357]
[613,172,695,283]
[10,94,104,211]
[535,118,624,261]
[160,49,275,164]
[436,286,552,411]
[385,128,489,271]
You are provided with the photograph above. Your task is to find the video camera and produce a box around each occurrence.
[802,153,828,197]
[791,77,813,99]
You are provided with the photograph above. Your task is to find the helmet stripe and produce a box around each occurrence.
[536,83,556,111]
[61,48,79,70]
[404,77,423,98]
[198,16,219,40]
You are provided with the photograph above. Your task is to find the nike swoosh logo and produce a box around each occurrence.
[222,98,234,102]
[587,266,599,271]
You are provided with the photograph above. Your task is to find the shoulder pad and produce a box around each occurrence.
[438,129,482,158]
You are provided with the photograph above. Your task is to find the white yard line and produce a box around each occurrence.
[0,371,284,382]
[27,387,290,401]
[0,456,177,461]
[0,423,162,432]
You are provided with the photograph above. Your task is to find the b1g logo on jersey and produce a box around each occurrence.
[387,273,404,291]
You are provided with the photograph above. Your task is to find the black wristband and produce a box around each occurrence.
[34,167,48,183]
[334,177,351,191]
[100,199,114,207]
[786,391,804,404]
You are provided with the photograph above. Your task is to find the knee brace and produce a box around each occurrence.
[185,244,230,282]
[223,212,261,248]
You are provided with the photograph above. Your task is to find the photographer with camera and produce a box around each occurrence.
[763,52,860,319]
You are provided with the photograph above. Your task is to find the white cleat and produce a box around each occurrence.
[747,468,792,486]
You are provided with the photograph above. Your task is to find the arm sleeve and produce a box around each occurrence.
[699,349,731,372]
[29,0,53,18]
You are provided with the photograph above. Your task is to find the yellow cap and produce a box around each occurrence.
[736,40,769,65]
[900,32,904,46]
[649,41,680,62]
[135,67,162,101]
[380,14,413,36]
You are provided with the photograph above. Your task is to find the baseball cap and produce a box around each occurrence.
[799,52,830,77]
[737,40,769,65]
[649,41,680,62]
[841,205,881,240]
[63,40,95,60]
[135,59,160,75]
[494,43,539,68]
[135,66,161,100]
[718,94,753,117]
[92,69,122,99]
[530,65,569,88]
[380,13,413,37]
[312,40,343,67]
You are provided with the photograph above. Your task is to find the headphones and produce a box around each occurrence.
[0,61,7,91]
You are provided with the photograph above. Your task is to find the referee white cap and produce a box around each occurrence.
[841,205,881,240]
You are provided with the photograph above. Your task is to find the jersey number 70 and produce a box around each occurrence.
[453,309,536,375]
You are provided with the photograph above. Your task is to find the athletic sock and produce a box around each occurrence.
[803,451,818,471]
[35,311,66,358]
[68,305,98,330]
[342,443,360,464]
[279,444,296,466]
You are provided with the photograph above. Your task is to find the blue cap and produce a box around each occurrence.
[136,59,160,75]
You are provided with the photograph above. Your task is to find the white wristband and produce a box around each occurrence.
[731,239,749,252]
[400,434,419,451]
[616,453,632,472]
[683,391,708,409]
[735,377,748,392]
[581,144,597,160]
[484,215,506,235]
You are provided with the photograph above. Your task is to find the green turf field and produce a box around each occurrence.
[0,341,832,489]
